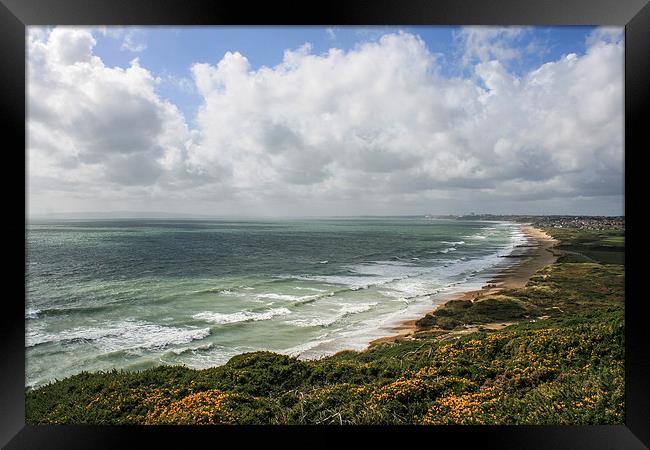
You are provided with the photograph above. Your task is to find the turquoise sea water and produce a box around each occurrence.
[25,217,527,388]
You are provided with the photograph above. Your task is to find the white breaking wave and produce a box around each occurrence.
[297,260,423,290]
[26,319,210,352]
[167,341,216,355]
[292,267,430,292]
[293,274,372,289]
[26,308,41,319]
[339,302,378,315]
[293,286,328,292]
[286,302,378,328]
[295,225,526,308]
[384,278,443,299]
[256,293,319,302]
[280,333,332,356]
[192,307,292,324]
[286,317,339,327]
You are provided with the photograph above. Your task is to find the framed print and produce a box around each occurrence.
[1,0,648,447]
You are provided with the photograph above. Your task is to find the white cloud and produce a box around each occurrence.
[186,29,622,209]
[164,73,195,94]
[586,27,623,47]
[93,27,148,52]
[456,26,530,66]
[27,27,194,213]
[121,30,147,52]
[27,27,624,216]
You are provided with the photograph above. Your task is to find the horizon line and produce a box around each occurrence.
[26,212,626,220]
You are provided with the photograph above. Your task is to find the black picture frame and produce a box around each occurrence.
[2,0,648,447]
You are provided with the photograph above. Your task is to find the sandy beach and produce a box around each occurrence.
[369,224,559,345]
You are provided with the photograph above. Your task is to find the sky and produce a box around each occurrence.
[26,26,624,218]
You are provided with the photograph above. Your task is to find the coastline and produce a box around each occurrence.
[368,224,559,346]
[26,220,625,425]
[27,221,558,384]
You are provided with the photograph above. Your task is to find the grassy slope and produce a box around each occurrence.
[26,226,625,425]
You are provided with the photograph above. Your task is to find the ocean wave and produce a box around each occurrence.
[345,261,421,281]
[294,261,440,293]
[256,293,319,302]
[190,278,333,298]
[167,342,215,355]
[190,287,242,296]
[286,302,378,328]
[26,308,41,320]
[26,320,210,352]
[313,258,449,291]
[192,307,292,325]
[299,233,521,300]
[286,317,339,327]
[293,286,328,292]
[279,334,332,356]
[383,278,443,299]
[339,302,378,315]
[287,273,375,291]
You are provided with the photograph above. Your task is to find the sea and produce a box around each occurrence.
[25,217,528,388]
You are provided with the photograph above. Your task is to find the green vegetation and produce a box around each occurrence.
[416,296,532,329]
[26,226,625,425]
[542,226,624,265]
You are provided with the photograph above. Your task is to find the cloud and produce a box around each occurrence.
[47,27,97,64]
[27,27,193,200]
[456,26,530,66]
[187,29,622,206]
[27,27,624,216]
[120,30,147,52]
[94,27,148,52]
[586,27,623,46]
[164,73,195,94]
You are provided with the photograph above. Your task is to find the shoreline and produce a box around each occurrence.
[27,222,559,387]
[28,221,625,425]
[368,224,559,346]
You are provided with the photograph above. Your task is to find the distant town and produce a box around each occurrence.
[426,214,625,231]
